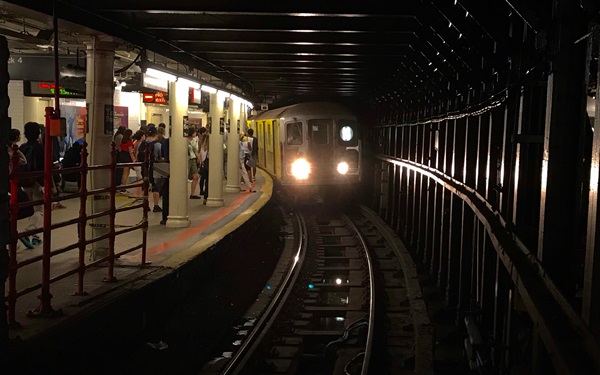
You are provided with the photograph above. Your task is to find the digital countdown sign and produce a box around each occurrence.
[24,81,85,98]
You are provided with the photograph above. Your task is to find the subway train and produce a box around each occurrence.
[248,101,362,204]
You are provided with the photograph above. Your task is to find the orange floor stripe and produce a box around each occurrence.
[147,192,251,256]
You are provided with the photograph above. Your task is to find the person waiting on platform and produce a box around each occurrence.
[18,122,45,248]
[61,142,82,192]
[132,130,146,191]
[8,129,26,171]
[7,129,34,249]
[246,128,258,182]
[145,126,164,212]
[198,127,209,204]
[238,132,254,193]
[113,126,126,184]
[157,126,165,143]
[187,127,202,199]
[117,128,135,193]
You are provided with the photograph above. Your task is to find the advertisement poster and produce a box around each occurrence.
[114,106,129,129]
[62,105,86,146]
[183,115,189,137]
[188,117,202,128]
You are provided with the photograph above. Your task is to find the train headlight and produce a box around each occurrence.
[340,126,354,142]
[337,162,349,175]
[291,158,311,180]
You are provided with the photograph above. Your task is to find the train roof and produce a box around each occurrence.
[249,102,356,121]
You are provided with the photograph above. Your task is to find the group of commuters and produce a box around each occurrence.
[186,126,259,201]
[8,121,259,245]
[113,122,169,224]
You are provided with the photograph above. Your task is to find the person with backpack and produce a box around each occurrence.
[18,122,45,248]
[61,142,82,191]
[142,126,164,212]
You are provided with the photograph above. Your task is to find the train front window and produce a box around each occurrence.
[310,119,331,145]
[286,122,303,145]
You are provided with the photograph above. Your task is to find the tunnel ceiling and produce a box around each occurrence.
[2,0,597,109]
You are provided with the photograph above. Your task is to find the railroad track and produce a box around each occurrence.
[200,205,433,375]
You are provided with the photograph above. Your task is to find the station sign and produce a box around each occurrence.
[8,53,80,81]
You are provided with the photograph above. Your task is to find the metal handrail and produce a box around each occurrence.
[7,141,150,324]
[377,154,600,375]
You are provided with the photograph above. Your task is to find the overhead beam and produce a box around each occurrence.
[504,0,546,32]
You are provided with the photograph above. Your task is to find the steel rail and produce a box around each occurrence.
[343,214,376,375]
[221,212,308,375]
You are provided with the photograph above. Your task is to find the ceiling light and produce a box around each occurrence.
[146,67,176,82]
[177,77,200,89]
[217,90,230,99]
[200,85,217,94]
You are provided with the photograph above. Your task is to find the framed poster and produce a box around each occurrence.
[183,115,190,137]
[114,106,129,129]
[62,105,86,146]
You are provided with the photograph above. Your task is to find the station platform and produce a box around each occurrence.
[7,171,272,350]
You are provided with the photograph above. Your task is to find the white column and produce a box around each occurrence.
[226,97,241,192]
[140,95,146,124]
[206,90,226,207]
[85,37,115,260]
[22,96,39,124]
[166,80,191,227]
[240,101,248,136]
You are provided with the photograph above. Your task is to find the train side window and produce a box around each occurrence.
[286,122,303,145]
[309,119,330,145]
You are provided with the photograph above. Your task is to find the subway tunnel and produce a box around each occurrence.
[1,1,600,374]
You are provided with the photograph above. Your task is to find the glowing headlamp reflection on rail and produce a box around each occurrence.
[291,158,311,180]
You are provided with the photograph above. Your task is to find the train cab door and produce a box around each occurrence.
[257,120,265,168]
[273,119,282,179]
[264,119,275,174]
[308,119,333,178]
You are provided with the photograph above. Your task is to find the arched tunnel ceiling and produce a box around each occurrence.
[2,0,597,109]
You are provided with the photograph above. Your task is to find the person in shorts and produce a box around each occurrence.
[187,127,201,199]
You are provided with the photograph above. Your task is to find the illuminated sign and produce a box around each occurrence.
[38,83,77,96]
[24,81,85,98]
[189,87,202,105]
[142,91,168,104]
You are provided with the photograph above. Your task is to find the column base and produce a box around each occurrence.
[166,216,191,228]
[206,198,224,207]
[225,184,240,193]
[88,246,109,261]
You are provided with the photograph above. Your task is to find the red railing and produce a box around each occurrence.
[7,141,150,326]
